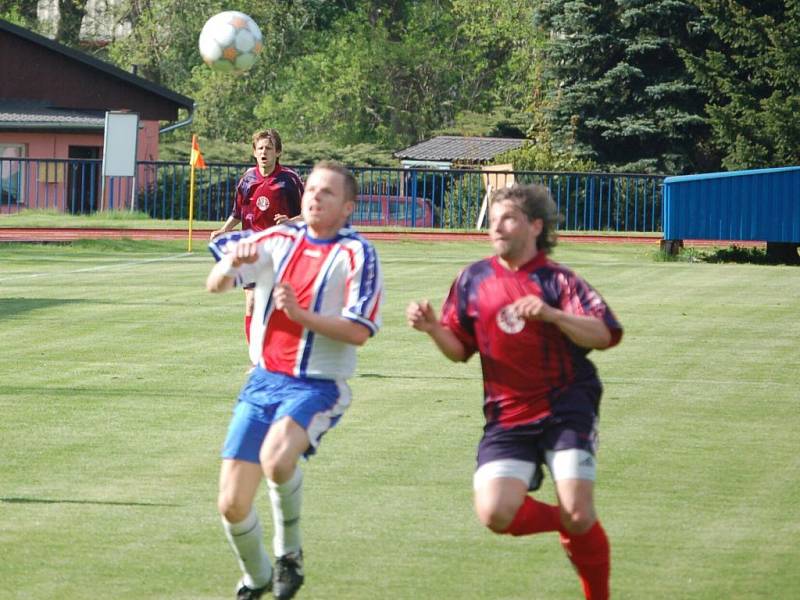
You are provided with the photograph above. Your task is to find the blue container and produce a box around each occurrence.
[662,166,800,242]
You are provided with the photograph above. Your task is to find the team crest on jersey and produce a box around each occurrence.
[496,305,525,334]
[256,196,270,211]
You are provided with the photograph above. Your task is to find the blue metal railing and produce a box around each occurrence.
[1,157,665,232]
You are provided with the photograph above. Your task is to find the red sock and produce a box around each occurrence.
[560,521,610,600]
[244,315,252,345]
[505,496,563,536]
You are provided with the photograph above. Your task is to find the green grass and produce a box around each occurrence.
[1,240,798,599]
[0,208,223,231]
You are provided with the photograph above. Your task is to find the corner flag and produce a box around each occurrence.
[187,134,207,252]
[190,134,207,169]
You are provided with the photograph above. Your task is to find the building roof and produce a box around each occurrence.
[394,136,527,163]
[0,100,105,130]
[0,18,193,122]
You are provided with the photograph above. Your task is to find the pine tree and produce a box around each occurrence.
[684,0,800,169]
[535,0,712,174]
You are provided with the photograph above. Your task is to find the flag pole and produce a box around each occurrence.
[188,134,207,253]
[188,161,196,253]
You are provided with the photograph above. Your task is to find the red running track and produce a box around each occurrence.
[0,227,764,247]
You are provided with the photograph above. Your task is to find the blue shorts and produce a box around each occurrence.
[221,367,351,464]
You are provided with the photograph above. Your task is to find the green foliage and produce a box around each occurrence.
[0,1,37,27]
[159,137,396,167]
[684,0,800,170]
[496,141,597,173]
[18,0,800,174]
[255,3,468,147]
[533,0,712,174]
[657,243,800,265]
[432,108,529,138]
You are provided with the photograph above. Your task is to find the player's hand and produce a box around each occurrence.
[406,300,438,332]
[209,229,223,241]
[231,240,260,267]
[274,213,288,225]
[273,283,302,320]
[511,295,557,322]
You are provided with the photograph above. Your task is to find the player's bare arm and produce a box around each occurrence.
[511,295,612,349]
[209,215,242,241]
[206,240,259,293]
[273,213,304,225]
[273,283,371,346]
[406,300,469,362]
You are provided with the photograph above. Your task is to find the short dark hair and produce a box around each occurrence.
[491,184,561,253]
[313,160,358,204]
[252,128,282,153]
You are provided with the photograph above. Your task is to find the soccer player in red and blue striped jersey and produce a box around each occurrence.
[407,184,622,600]
[210,129,305,351]
[207,162,382,600]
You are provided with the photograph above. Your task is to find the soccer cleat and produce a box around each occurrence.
[236,578,272,600]
[272,550,304,599]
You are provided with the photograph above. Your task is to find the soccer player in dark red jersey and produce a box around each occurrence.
[210,129,304,348]
[407,183,622,600]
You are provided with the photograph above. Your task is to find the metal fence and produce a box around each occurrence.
[1,157,665,232]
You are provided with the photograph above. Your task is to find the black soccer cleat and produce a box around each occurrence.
[273,550,304,599]
[236,578,272,600]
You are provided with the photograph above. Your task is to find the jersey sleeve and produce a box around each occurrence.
[340,240,383,336]
[440,269,478,358]
[231,183,244,220]
[207,229,267,288]
[557,272,623,347]
[286,172,303,218]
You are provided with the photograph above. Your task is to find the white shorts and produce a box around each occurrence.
[473,449,596,491]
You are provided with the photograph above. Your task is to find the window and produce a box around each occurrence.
[1,144,25,206]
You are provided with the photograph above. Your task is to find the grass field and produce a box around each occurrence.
[1,238,798,599]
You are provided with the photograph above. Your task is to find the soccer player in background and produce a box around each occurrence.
[207,162,383,600]
[406,184,622,600]
[209,129,304,351]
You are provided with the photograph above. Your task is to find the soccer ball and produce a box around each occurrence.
[198,11,263,73]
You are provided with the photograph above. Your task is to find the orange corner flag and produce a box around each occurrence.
[190,134,207,169]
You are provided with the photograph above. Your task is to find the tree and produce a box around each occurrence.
[57,0,89,47]
[685,0,800,170]
[0,1,38,27]
[611,0,712,173]
[533,0,713,174]
[255,2,470,147]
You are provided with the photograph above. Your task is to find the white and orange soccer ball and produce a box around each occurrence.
[198,11,263,73]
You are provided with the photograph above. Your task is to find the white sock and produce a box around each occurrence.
[268,467,303,557]
[221,508,272,589]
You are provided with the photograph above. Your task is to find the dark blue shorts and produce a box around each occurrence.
[476,385,599,490]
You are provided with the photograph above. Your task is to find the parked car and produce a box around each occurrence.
[352,193,435,227]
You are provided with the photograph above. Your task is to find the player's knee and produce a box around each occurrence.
[260,452,295,484]
[475,497,518,533]
[217,490,251,523]
[559,506,595,535]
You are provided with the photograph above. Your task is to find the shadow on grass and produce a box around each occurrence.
[1,496,181,507]
[656,245,800,265]
[358,372,472,381]
[0,297,90,320]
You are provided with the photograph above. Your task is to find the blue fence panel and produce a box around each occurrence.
[663,167,800,242]
[0,157,665,233]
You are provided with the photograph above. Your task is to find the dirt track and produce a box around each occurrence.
[0,227,659,244]
[0,227,763,247]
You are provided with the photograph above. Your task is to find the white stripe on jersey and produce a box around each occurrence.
[212,224,383,380]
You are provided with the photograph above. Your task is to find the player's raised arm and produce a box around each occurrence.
[206,239,259,293]
[406,300,469,362]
